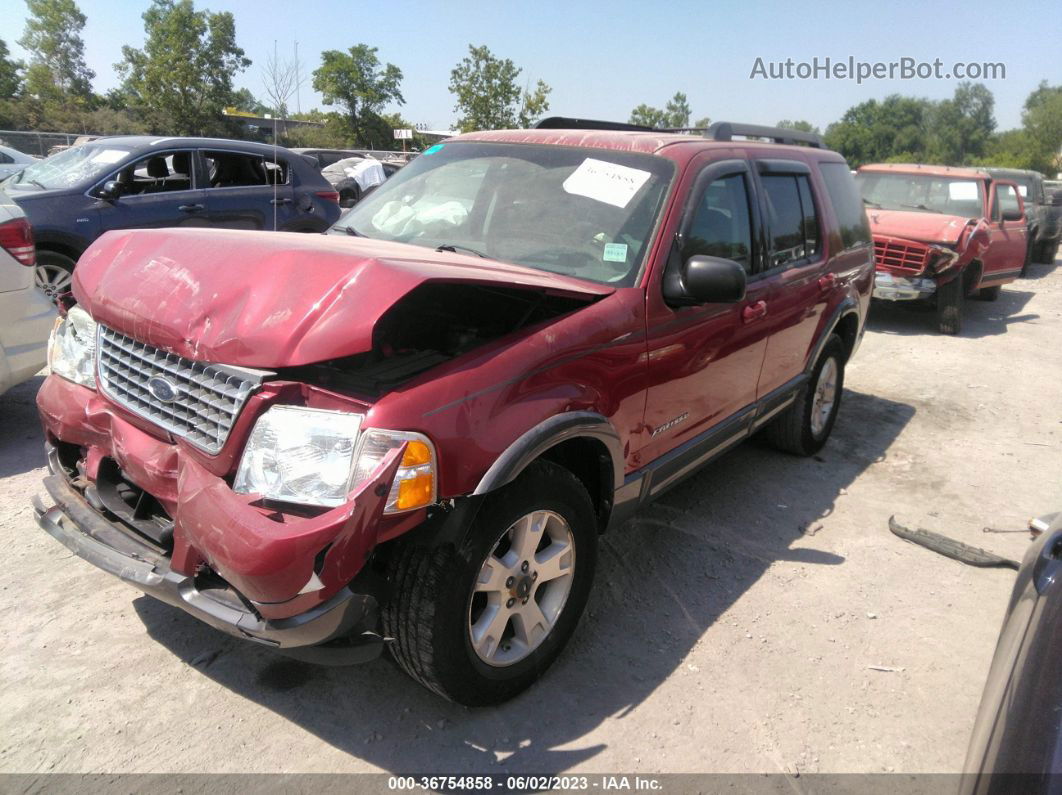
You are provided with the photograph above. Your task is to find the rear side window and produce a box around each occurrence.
[683,174,754,272]
[0,151,11,164]
[819,162,871,250]
[203,151,289,188]
[761,174,820,268]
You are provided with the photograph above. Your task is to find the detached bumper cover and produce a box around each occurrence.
[34,471,383,659]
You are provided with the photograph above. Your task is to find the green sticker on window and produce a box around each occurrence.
[423,144,444,155]
[603,243,628,262]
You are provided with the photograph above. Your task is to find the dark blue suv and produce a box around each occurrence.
[1,136,342,299]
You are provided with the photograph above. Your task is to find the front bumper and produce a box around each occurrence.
[34,468,385,662]
[872,272,937,301]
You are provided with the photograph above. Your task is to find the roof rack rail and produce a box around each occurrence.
[531,117,656,132]
[707,121,823,148]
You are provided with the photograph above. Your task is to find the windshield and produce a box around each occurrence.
[3,144,134,191]
[855,172,984,218]
[332,141,674,287]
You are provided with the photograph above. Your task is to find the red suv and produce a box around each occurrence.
[34,120,873,705]
[856,164,1027,334]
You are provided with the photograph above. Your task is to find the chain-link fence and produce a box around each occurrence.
[0,130,96,158]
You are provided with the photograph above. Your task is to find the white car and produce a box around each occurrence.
[0,145,39,180]
[0,190,55,395]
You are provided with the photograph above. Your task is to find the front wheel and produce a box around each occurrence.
[383,461,597,705]
[936,276,963,334]
[763,334,845,456]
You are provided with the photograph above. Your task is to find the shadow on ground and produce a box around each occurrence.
[867,285,1038,339]
[0,376,46,478]
[134,388,915,774]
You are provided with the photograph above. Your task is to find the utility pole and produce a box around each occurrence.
[294,40,301,114]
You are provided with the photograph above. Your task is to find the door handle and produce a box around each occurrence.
[270,197,293,206]
[818,272,837,292]
[178,203,204,213]
[742,300,768,323]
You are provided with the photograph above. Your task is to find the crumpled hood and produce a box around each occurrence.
[73,228,611,367]
[865,209,975,246]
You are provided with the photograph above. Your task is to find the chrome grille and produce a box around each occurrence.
[96,325,270,454]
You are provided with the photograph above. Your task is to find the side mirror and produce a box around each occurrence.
[679,255,747,303]
[98,180,121,201]
[1001,208,1024,222]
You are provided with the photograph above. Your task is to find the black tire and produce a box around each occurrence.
[35,250,76,304]
[936,276,963,335]
[976,284,1001,301]
[1036,239,1059,264]
[763,334,845,456]
[337,178,361,209]
[383,461,597,706]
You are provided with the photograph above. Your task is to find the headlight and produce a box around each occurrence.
[233,406,437,513]
[48,306,97,388]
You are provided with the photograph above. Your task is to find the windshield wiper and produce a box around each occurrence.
[862,198,883,208]
[329,225,361,236]
[900,203,942,214]
[436,243,494,260]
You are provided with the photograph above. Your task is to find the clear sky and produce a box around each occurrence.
[2,0,1060,132]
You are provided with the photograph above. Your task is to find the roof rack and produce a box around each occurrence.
[707,121,823,148]
[532,117,656,132]
[531,117,824,148]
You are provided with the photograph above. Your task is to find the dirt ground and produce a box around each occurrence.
[0,257,1059,776]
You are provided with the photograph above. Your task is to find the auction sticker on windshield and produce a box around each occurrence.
[563,158,651,208]
[948,181,979,200]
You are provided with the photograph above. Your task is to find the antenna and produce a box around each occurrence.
[272,39,279,231]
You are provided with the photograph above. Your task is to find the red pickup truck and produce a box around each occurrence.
[34,121,873,705]
[856,164,1027,334]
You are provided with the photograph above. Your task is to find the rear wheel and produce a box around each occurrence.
[383,461,597,705]
[35,250,76,304]
[936,276,963,334]
[764,334,845,456]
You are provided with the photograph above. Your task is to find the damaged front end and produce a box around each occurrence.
[871,220,989,301]
[33,228,607,663]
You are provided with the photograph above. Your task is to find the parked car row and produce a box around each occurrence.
[1,136,343,300]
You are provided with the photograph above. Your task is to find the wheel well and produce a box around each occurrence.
[964,260,984,293]
[538,436,615,532]
[833,312,859,362]
[36,240,82,264]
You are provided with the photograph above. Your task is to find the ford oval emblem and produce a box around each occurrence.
[147,376,178,403]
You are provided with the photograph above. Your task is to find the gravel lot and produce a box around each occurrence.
[1,257,1059,776]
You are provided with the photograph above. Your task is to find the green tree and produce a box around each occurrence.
[1022,81,1062,175]
[693,116,711,129]
[824,95,931,168]
[449,44,551,132]
[971,128,1042,170]
[777,119,820,133]
[17,0,94,107]
[925,82,995,164]
[117,0,250,136]
[0,39,24,99]
[231,87,267,115]
[313,45,404,146]
[629,92,696,129]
